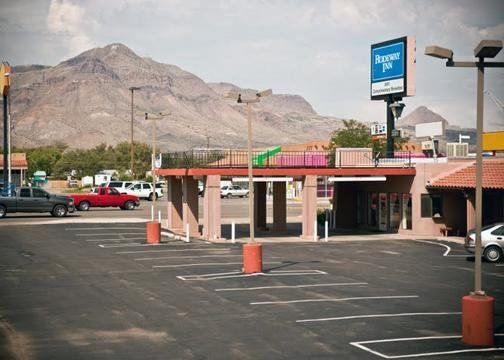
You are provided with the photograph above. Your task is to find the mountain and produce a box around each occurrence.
[397,106,476,148]
[5,43,343,151]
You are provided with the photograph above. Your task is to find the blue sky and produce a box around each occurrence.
[1,0,503,130]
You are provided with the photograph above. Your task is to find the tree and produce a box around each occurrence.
[329,119,372,150]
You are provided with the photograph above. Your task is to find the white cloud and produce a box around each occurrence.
[46,0,94,56]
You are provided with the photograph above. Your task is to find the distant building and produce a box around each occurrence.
[0,153,28,187]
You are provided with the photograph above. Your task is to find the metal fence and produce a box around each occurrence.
[160,149,412,169]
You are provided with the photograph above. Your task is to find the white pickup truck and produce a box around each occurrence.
[220,185,249,198]
[123,182,163,201]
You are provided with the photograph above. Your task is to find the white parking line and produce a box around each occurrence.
[153,261,282,269]
[350,334,504,359]
[177,269,328,281]
[297,312,461,323]
[135,254,242,261]
[66,227,144,231]
[116,248,232,254]
[99,243,210,249]
[86,237,146,242]
[250,295,419,306]
[215,282,367,292]
[76,233,145,237]
[414,240,468,257]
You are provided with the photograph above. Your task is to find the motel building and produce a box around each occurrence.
[157,141,504,241]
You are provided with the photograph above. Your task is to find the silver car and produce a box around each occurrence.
[465,223,504,263]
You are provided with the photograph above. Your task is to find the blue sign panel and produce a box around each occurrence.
[371,42,404,83]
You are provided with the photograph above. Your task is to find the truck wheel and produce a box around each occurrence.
[227,193,232,198]
[124,201,135,210]
[484,245,502,263]
[0,205,6,218]
[52,205,68,217]
[148,193,154,201]
[79,201,90,211]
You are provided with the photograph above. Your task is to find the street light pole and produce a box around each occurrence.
[224,89,272,273]
[129,86,141,179]
[425,39,503,347]
[246,101,255,243]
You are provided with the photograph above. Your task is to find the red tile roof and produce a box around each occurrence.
[427,158,504,190]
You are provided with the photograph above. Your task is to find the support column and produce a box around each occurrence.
[183,176,200,237]
[167,176,183,232]
[254,182,267,230]
[203,175,221,241]
[466,192,476,233]
[301,175,318,240]
[272,182,287,232]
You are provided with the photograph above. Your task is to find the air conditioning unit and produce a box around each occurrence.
[447,142,469,158]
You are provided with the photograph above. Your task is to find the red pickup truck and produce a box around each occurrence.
[70,187,140,211]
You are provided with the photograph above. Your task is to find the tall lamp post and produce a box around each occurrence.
[225,89,272,274]
[1,62,11,195]
[129,86,141,179]
[425,40,504,346]
[144,112,168,244]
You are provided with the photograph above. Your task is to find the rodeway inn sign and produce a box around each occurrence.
[371,36,416,100]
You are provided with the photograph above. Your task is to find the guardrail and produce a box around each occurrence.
[160,149,412,168]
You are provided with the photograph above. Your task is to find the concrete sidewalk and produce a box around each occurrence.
[161,220,465,245]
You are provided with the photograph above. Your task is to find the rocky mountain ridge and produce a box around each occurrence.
[5,43,343,151]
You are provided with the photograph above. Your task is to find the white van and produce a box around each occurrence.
[106,181,137,193]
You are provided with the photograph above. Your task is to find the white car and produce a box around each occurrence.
[124,182,163,201]
[220,185,249,198]
[465,223,504,263]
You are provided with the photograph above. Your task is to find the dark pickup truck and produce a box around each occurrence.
[0,187,75,218]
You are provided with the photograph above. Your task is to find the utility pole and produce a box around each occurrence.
[129,86,141,179]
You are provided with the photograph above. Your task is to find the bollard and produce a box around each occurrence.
[185,223,190,243]
[231,221,236,244]
[243,243,262,274]
[462,294,494,346]
[325,220,328,242]
[146,220,161,244]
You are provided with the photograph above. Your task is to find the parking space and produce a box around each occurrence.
[1,224,503,359]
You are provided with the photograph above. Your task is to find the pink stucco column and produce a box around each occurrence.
[183,176,200,237]
[466,192,476,233]
[167,176,183,232]
[301,175,318,240]
[273,182,287,232]
[254,182,267,230]
[203,175,221,241]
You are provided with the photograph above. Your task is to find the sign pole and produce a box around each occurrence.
[386,95,395,157]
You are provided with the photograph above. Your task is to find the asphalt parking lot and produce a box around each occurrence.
[0,223,503,359]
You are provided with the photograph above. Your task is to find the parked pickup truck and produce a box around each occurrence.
[70,187,140,211]
[0,187,75,218]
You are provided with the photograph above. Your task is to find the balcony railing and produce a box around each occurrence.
[160,149,412,169]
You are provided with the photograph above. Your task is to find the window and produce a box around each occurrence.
[421,194,443,218]
[108,188,119,195]
[108,182,122,188]
[491,226,504,236]
[125,182,133,187]
[142,184,150,189]
[33,189,47,198]
[133,184,141,190]
[20,188,31,197]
